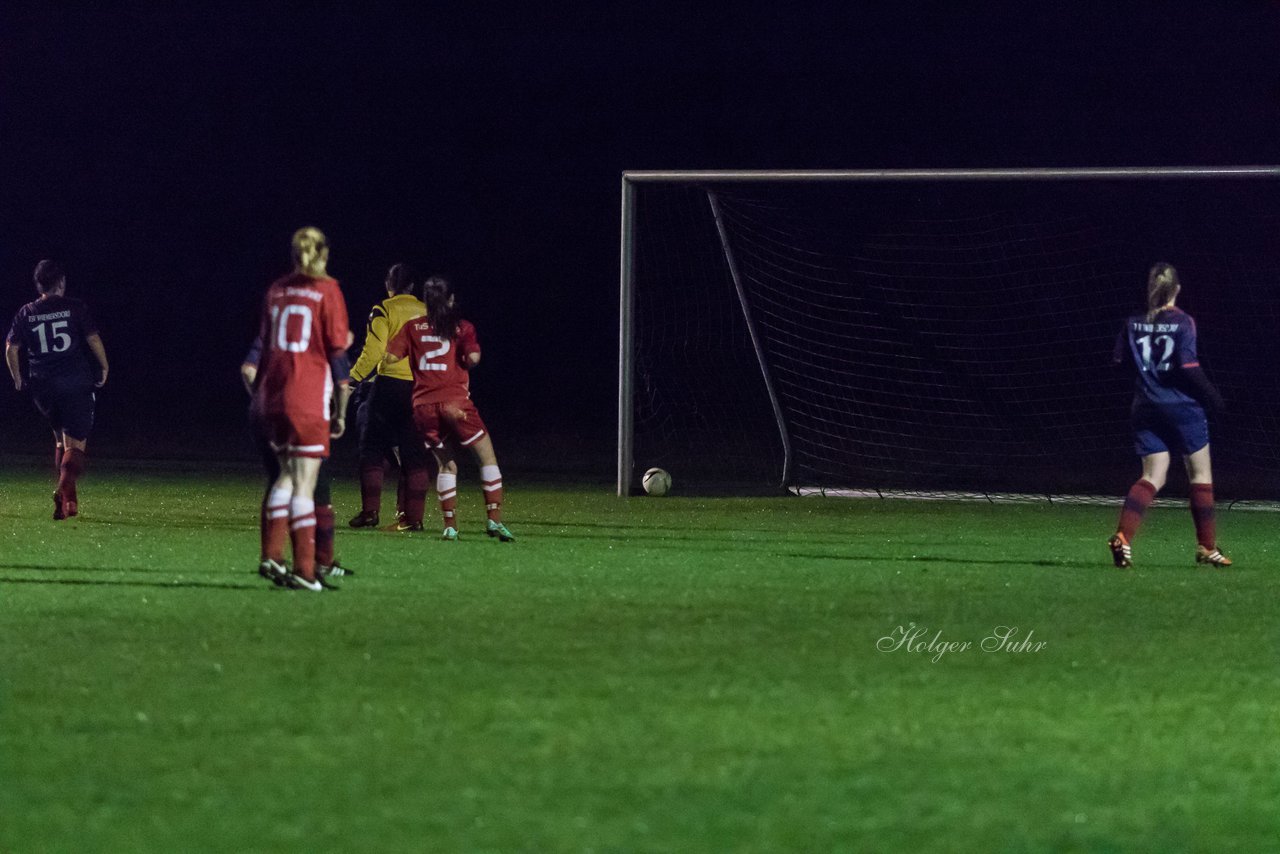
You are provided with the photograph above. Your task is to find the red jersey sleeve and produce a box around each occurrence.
[456,320,480,364]
[385,325,411,361]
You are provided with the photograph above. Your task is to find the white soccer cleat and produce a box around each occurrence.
[285,573,324,592]
[441,526,459,541]
[258,558,289,586]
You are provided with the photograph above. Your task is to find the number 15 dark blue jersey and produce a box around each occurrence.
[6,295,98,384]
[1113,307,1200,408]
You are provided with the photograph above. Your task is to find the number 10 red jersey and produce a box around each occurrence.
[253,273,350,420]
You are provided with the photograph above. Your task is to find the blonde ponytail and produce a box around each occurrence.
[1146,262,1180,322]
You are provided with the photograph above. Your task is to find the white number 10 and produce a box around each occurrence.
[270,305,313,353]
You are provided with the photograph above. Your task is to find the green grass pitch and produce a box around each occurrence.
[3,462,1279,852]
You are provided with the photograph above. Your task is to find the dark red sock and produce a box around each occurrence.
[404,464,429,524]
[289,498,317,580]
[57,449,86,503]
[1189,483,1216,549]
[263,489,290,562]
[1117,478,1157,541]
[315,504,336,565]
[359,462,384,514]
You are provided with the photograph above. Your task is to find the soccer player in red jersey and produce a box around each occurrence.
[250,227,354,590]
[1109,263,1230,569]
[5,260,110,519]
[241,339,354,582]
[384,275,514,541]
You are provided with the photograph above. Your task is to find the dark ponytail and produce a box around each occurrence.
[422,275,459,339]
[386,262,415,296]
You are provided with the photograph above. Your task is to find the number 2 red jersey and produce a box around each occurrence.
[252,273,350,419]
[385,318,480,406]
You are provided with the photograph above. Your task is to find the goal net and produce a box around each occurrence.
[619,168,1280,500]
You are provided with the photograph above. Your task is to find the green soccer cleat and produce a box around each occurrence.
[486,520,516,542]
[441,526,459,541]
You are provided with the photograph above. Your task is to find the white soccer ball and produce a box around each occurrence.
[642,467,672,497]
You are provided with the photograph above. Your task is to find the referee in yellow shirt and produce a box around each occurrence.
[348,263,433,530]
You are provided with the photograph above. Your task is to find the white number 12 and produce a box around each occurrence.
[1137,334,1174,371]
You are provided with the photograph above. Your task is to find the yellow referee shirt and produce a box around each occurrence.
[350,293,427,382]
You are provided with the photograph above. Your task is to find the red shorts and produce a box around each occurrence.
[412,399,488,449]
[257,411,331,458]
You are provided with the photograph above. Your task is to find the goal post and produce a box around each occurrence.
[618,167,1280,499]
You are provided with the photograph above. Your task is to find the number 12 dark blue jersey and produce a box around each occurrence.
[1113,307,1200,407]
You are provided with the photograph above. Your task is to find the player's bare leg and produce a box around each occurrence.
[282,454,325,590]
[433,447,460,539]
[55,433,88,520]
[1110,452,1168,568]
[469,435,513,542]
[1184,444,1231,566]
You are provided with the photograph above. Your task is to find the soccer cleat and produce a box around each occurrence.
[65,498,78,519]
[317,560,354,578]
[1108,533,1132,569]
[1195,545,1233,567]
[348,510,380,529]
[258,558,289,586]
[53,491,66,521]
[285,572,324,592]
[441,526,459,541]
[395,519,423,532]
[486,520,516,542]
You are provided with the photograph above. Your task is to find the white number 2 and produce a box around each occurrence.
[270,305,313,353]
[33,320,72,354]
[417,335,451,371]
[1137,334,1175,371]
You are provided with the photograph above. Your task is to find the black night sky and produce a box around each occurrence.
[2,3,1278,471]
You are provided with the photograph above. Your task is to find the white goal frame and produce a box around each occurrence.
[618,166,1280,497]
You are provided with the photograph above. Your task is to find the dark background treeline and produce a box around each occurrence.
[1,4,1277,478]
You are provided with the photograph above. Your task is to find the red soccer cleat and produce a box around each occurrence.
[1108,533,1132,569]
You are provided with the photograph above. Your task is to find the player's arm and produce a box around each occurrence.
[349,306,389,383]
[4,341,22,391]
[460,323,481,369]
[1179,363,1225,413]
[329,348,353,438]
[382,325,410,368]
[1174,322,1225,413]
[86,334,109,388]
[240,336,263,396]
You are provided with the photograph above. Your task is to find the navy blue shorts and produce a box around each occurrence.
[30,379,96,441]
[1132,402,1209,457]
